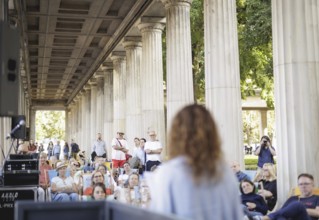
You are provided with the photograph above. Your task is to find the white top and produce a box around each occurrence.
[149,156,243,220]
[92,139,106,156]
[51,176,74,189]
[111,138,128,160]
[132,147,145,165]
[144,141,162,162]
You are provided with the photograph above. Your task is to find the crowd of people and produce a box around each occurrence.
[15,104,319,220]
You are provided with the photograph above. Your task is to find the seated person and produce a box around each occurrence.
[118,162,134,186]
[115,173,140,205]
[91,182,107,200]
[17,139,28,154]
[49,156,58,169]
[39,152,52,190]
[51,162,79,201]
[255,173,319,220]
[97,164,116,194]
[258,163,277,211]
[230,160,250,182]
[83,171,105,196]
[240,179,268,218]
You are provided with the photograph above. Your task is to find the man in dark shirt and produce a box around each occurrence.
[255,173,319,220]
[70,139,80,159]
[254,136,276,169]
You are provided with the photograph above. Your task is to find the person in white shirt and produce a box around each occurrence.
[144,131,162,171]
[111,131,129,168]
[132,137,145,168]
[92,133,107,160]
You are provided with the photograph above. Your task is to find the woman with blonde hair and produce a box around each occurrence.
[258,163,277,211]
[149,104,243,219]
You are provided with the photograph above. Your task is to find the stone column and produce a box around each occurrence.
[111,52,126,135]
[102,63,113,160]
[79,90,86,149]
[272,1,319,205]
[138,18,166,153]
[68,102,76,142]
[161,0,194,130]
[259,110,267,136]
[72,97,80,142]
[84,85,91,150]
[90,80,98,145]
[204,0,243,164]
[30,108,36,140]
[123,37,143,148]
[65,109,70,143]
[95,72,104,136]
[0,117,11,163]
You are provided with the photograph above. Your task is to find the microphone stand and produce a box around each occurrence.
[5,138,17,162]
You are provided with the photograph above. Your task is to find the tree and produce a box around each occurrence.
[35,111,65,141]
[190,0,205,103]
[237,0,274,107]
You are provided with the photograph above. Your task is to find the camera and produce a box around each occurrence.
[263,140,267,144]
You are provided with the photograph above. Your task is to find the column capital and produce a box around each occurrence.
[138,16,166,33]
[89,78,97,87]
[101,62,113,72]
[161,0,192,8]
[110,51,126,63]
[123,36,142,49]
[84,84,91,92]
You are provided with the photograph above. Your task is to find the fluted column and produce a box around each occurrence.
[84,84,92,149]
[123,37,143,148]
[65,108,70,142]
[79,90,86,149]
[259,110,267,136]
[272,0,319,205]
[204,0,243,164]
[138,19,166,151]
[90,80,98,145]
[162,0,194,129]
[0,117,11,164]
[95,72,104,136]
[111,52,126,135]
[73,95,80,146]
[30,108,36,140]
[102,63,113,160]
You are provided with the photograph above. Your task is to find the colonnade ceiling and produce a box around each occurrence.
[11,0,164,107]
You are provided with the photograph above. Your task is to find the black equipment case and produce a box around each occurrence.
[3,159,39,186]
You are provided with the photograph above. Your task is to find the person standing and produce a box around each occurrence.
[70,139,80,159]
[149,104,243,219]
[144,131,162,171]
[53,140,61,160]
[63,141,70,160]
[92,133,107,160]
[111,131,129,168]
[254,136,276,169]
[47,141,54,159]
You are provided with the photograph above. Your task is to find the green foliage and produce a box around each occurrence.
[244,156,258,170]
[190,0,205,103]
[242,111,260,144]
[35,111,65,141]
[237,0,274,107]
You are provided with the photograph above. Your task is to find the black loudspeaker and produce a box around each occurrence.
[11,115,26,140]
[25,127,30,141]
[0,21,20,116]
